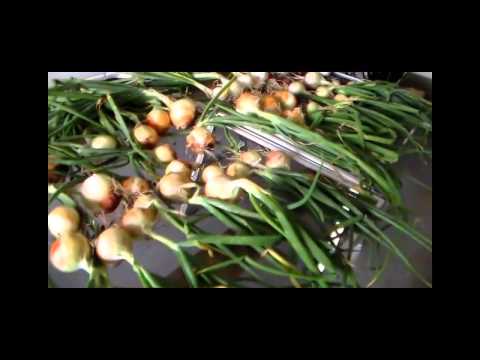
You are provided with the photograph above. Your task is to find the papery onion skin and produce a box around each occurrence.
[186,127,216,154]
[96,227,134,263]
[91,135,117,150]
[49,232,91,273]
[133,124,159,148]
[48,206,80,238]
[260,95,282,114]
[145,108,171,135]
[315,86,332,98]
[265,151,291,170]
[226,162,251,179]
[154,144,177,163]
[201,164,224,183]
[170,98,196,130]
[239,150,262,166]
[157,173,194,202]
[165,160,192,178]
[307,101,321,114]
[273,90,297,110]
[99,194,121,214]
[122,177,151,196]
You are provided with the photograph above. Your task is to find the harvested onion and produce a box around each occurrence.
[145,108,171,135]
[122,177,150,196]
[235,92,260,115]
[283,107,305,126]
[273,90,297,110]
[96,226,134,263]
[48,206,80,237]
[288,81,306,95]
[250,72,268,88]
[133,124,159,148]
[157,173,196,202]
[154,144,176,163]
[304,72,323,89]
[236,73,254,88]
[260,95,282,114]
[315,86,332,98]
[49,232,91,273]
[170,98,196,130]
[121,207,157,236]
[186,127,215,154]
[81,174,120,213]
[204,175,242,201]
[165,160,192,178]
[201,164,224,183]
[226,162,251,178]
[239,150,262,166]
[91,135,117,150]
[265,151,291,169]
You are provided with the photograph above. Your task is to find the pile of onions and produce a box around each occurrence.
[95,226,134,263]
[260,95,282,114]
[201,164,225,183]
[154,144,177,163]
[49,232,91,273]
[307,101,321,114]
[81,174,120,213]
[186,127,215,154]
[226,161,251,178]
[91,135,117,150]
[133,124,159,148]
[239,150,262,166]
[122,177,151,196]
[145,108,171,135]
[121,206,157,237]
[48,206,80,238]
[265,151,291,169]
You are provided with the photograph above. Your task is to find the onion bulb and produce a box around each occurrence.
[170,98,196,130]
[91,135,117,150]
[273,90,297,110]
[212,86,229,101]
[133,124,159,148]
[122,177,151,196]
[204,175,242,201]
[145,108,171,135]
[260,95,282,114]
[236,73,254,88]
[288,81,306,95]
[307,101,321,114]
[165,160,192,178]
[49,232,91,273]
[133,193,156,210]
[304,72,323,89]
[226,162,251,179]
[334,94,350,102]
[186,127,215,154]
[250,72,268,88]
[315,86,332,98]
[265,151,291,169]
[235,92,260,115]
[95,226,134,263]
[239,150,262,166]
[81,174,120,213]
[227,81,244,99]
[157,173,197,202]
[48,206,80,237]
[121,207,157,236]
[154,144,177,163]
[283,107,305,126]
[201,164,224,183]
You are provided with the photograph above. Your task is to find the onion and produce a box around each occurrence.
[133,193,156,210]
[170,98,196,130]
[307,101,321,114]
[145,108,171,135]
[250,72,268,88]
[122,177,151,196]
[95,226,134,263]
[265,151,291,169]
[334,94,350,102]
[236,73,254,88]
[133,124,159,148]
[121,207,157,236]
[186,127,215,154]
[204,175,242,201]
[283,107,305,126]
[226,162,251,179]
[48,206,80,237]
[304,72,323,89]
[315,86,332,98]
[157,173,196,202]
[201,164,224,183]
[49,232,91,273]
[154,144,176,163]
[273,90,297,110]
[212,86,229,101]
[81,174,120,213]
[260,95,282,114]
[239,150,262,166]
[227,81,244,99]
[288,81,306,95]
[91,135,117,150]
[165,160,192,178]
[235,92,260,115]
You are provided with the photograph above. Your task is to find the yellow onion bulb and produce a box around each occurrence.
[186,127,216,154]
[226,162,251,179]
[96,227,134,263]
[201,164,224,183]
[157,173,196,202]
[307,101,321,114]
[121,207,157,236]
[235,92,260,115]
[91,135,117,150]
[288,81,306,95]
[260,95,282,114]
[153,144,177,163]
[170,98,196,130]
[204,175,241,201]
[239,150,262,166]
[334,94,350,102]
[273,90,297,110]
[133,193,156,210]
[48,206,80,238]
[49,232,91,273]
[133,124,159,148]
[315,86,332,98]
[145,108,171,135]
[283,107,305,126]
[265,151,291,169]
[81,174,114,203]
[165,160,192,178]
[122,177,151,196]
[304,72,323,89]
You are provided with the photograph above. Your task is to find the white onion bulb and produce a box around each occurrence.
[91,135,117,150]
[304,72,323,89]
[288,81,306,95]
[48,206,80,237]
[49,232,91,273]
[81,174,114,203]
